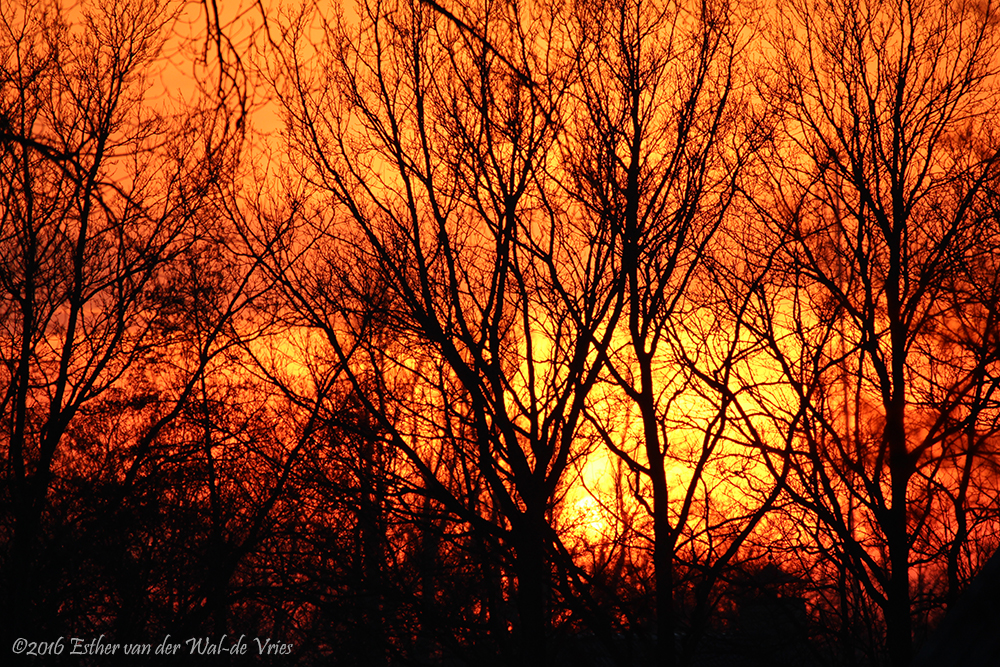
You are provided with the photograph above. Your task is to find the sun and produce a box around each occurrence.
[570,495,609,543]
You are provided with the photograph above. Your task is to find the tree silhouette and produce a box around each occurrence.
[561,0,786,663]
[738,0,1000,664]
[0,0,251,652]
[259,0,626,662]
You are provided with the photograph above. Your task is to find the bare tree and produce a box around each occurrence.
[0,0,251,646]
[739,0,1000,664]
[561,0,784,664]
[260,0,625,663]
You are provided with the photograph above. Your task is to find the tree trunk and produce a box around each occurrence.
[514,517,547,667]
[653,488,676,667]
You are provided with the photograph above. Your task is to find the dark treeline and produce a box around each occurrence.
[3,0,1000,666]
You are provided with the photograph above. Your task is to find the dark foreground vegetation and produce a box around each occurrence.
[4,0,1000,665]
